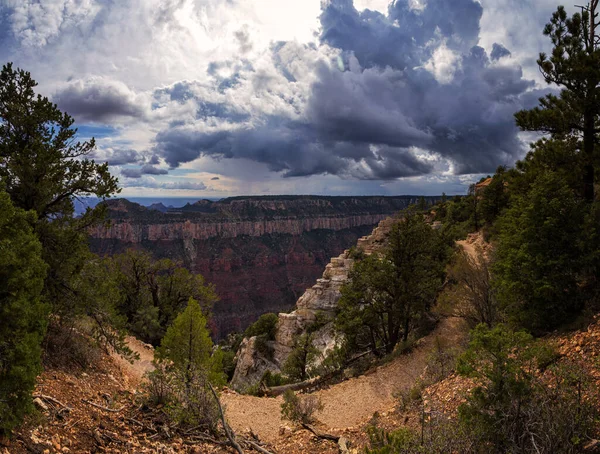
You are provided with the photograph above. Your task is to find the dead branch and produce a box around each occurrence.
[208,383,244,454]
[301,423,340,442]
[82,398,125,413]
[243,438,274,454]
[32,394,72,411]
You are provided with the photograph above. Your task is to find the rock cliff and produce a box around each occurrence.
[231,217,397,390]
[89,196,438,339]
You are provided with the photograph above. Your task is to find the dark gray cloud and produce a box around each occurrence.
[153,0,545,178]
[121,164,168,179]
[93,148,144,166]
[53,78,146,123]
[491,43,511,61]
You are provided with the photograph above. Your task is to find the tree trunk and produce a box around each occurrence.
[583,109,596,202]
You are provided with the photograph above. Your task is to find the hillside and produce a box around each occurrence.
[88,196,440,338]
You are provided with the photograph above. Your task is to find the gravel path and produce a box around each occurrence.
[222,316,468,442]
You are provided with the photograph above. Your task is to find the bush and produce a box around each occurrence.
[283,333,319,382]
[280,390,323,424]
[166,368,220,431]
[42,320,102,371]
[423,337,459,383]
[144,363,174,406]
[457,324,598,453]
[261,371,288,387]
[244,313,279,341]
[365,420,475,454]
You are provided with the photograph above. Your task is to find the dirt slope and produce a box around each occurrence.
[222,316,468,442]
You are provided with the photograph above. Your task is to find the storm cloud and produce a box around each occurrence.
[152,0,543,179]
[0,0,560,194]
[121,164,168,179]
[53,78,148,122]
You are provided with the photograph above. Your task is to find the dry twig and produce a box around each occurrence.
[82,399,124,413]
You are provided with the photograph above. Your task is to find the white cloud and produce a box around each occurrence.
[423,40,461,84]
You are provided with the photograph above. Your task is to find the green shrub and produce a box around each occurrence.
[280,390,323,424]
[244,313,279,341]
[457,324,598,453]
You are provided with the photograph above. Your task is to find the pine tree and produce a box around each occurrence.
[156,298,224,386]
[337,212,447,355]
[0,63,120,315]
[493,172,587,332]
[0,190,47,435]
[515,2,600,201]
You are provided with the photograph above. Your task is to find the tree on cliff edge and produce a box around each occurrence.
[0,63,120,316]
[515,2,600,201]
[337,212,447,355]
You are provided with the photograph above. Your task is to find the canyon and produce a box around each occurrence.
[88,195,439,338]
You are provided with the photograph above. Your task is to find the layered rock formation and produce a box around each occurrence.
[89,196,438,339]
[231,217,397,390]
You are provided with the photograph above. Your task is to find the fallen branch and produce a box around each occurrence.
[265,377,322,397]
[82,399,124,413]
[184,435,227,446]
[301,423,340,442]
[208,383,244,454]
[243,438,274,454]
[33,394,72,411]
[125,417,156,433]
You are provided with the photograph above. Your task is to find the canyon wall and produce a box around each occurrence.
[231,217,396,390]
[89,196,439,338]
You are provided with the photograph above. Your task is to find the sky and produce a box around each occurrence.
[0,0,570,198]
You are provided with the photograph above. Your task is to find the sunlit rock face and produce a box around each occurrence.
[231,217,397,390]
[89,196,436,339]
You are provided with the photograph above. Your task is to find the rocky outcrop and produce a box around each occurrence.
[231,217,397,389]
[230,337,279,392]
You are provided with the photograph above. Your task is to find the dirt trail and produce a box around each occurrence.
[111,336,155,387]
[223,235,480,442]
[114,235,477,444]
[222,316,468,442]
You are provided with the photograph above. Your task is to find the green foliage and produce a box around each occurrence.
[337,212,447,356]
[283,333,319,382]
[112,249,218,345]
[261,371,289,387]
[220,348,238,382]
[0,191,48,435]
[456,324,597,453]
[444,247,498,328]
[514,4,600,201]
[365,426,423,454]
[148,298,225,430]
[156,298,225,387]
[493,173,588,332]
[0,63,119,219]
[365,419,476,454]
[69,257,135,360]
[244,312,279,341]
[479,167,510,226]
[280,390,323,424]
[0,63,120,318]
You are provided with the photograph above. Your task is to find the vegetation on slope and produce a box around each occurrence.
[364,3,600,452]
